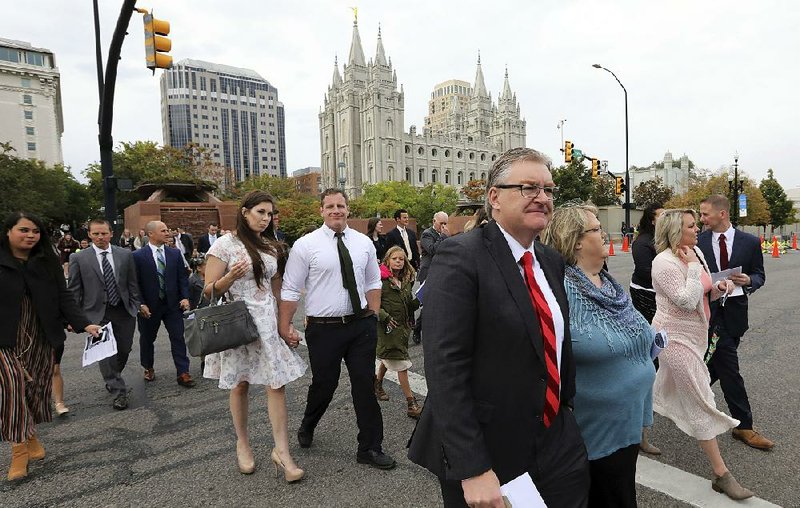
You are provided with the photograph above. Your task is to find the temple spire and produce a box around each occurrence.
[501,65,513,100]
[375,23,387,66]
[472,50,488,98]
[348,17,366,66]
[332,55,341,85]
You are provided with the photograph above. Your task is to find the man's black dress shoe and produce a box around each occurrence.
[297,428,313,448]
[113,393,129,410]
[356,450,396,470]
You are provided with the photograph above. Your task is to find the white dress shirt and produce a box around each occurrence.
[282,224,381,317]
[208,234,217,247]
[147,242,167,268]
[711,224,744,297]
[91,244,115,276]
[397,226,413,258]
[497,223,565,373]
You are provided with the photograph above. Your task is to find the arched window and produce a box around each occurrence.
[418,146,424,156]
[481,172,487,181]
[405,145,411,154]
[480,153,486,161]
[445,170,451,184]
[387,143,394,160]
[469,172,475,181]
[457,151,463,159]
[469,152,475,160]
[445,149,450,157]
[405,167,411,182]
[432,148,438,157]
[418,168,425,183]
[340,118,347,141]
[367,118,373,137]
[387,166,394,181]
[432,169,438,183]
[387,119,394,136]
[325,135,329,151]
[457,171,464,185]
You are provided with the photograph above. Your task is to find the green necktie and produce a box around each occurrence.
[335,232,362,315]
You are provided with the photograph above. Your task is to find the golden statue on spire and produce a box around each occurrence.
[350,6,358,24]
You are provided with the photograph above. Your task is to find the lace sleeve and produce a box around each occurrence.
[653,256,703,311]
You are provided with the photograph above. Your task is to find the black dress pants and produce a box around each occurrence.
[438,409,590,507]
[302,316,384,453]
[708,325,753,429]
[588,443,639,508]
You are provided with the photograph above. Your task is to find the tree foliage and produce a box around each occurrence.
[236,174,297,201]
[591,177,621,206]
[759,169,796,229]
[552,160,592,206]
[632,176,674,208]
[347,181,459,230]
[276,195,321,243]
[461,179,486,202]
[666,172,770,226]
[0,142,93,227]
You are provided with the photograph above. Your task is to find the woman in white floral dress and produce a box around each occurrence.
[203,190,306,481]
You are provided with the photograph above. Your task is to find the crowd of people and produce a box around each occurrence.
[1,146,772,506]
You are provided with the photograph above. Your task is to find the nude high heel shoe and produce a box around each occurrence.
[271,448,304,483]
[236,441,255,474]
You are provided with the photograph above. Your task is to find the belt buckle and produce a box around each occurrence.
[341,315,348,324]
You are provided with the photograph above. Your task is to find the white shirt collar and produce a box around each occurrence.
[148,242,165,253]
[712,224,735,241]
[91,244,111,255]
[496,222,536,265]
[321,223,350,238]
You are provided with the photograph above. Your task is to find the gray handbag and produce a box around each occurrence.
[183,285,259,357]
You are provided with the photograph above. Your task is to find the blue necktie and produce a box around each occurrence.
[101,252,121,306]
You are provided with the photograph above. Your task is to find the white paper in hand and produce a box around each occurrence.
[500,472,548,507]
[82,323,118,367]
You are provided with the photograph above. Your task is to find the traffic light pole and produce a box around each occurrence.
[97,0,137,231]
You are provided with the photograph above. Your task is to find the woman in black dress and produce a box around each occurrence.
[367,217,387,261]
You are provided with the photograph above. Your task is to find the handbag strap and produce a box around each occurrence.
[208,279,235,307]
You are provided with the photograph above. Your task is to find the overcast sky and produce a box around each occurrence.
[3,0,798,188]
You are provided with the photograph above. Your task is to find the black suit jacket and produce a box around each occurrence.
[0,249,90,349]
[385,226,420,269]
[177,233,193,256]
[407,221,578,483]
[417,226,447,282]
[698,229,765,337]
[196,233,220,254]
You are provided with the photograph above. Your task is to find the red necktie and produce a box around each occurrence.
[520,252,560,428]
[719,234,729,270]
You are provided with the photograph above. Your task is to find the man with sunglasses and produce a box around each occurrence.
[409,148,589,507]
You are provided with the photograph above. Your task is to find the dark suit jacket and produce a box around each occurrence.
[407,221,578,483]
[417,226,447,282]
[0,249,90,349]
[67,246,141,322]
[177,233,193,257]
[133,244,189,311]
[385,226,420,269]
[698,229,765,337]
[196,233,220,254]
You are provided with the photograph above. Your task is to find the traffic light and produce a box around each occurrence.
[143,11,172,71]
[591,159,599,179]
[615,176,624,195]
[564,140,573,163]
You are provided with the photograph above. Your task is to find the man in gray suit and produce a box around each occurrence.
[413,212,449,344]
[68,218,141,410]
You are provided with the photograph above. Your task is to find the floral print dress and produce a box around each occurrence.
[203,235,306,389]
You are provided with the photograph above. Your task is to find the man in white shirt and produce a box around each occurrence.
[196,224,220,254]
[279,189,395,470]
[385,209,420,270]
[407,148,589,507]
[67,219,141,410]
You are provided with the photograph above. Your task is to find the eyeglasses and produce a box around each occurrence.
[495,184,558,200]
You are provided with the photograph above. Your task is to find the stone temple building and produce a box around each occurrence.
[630,151,690,196]
[319,20,526,197]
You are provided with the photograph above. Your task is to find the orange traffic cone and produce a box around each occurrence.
[760,234,764,244]
[608,238,616,256]
[772,237,780,258]
[793,233,798,250]
[622,235,630,252]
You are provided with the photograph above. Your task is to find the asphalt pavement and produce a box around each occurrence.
[1,250,798,507]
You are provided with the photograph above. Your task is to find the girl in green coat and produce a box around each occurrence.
[374,246,422,418]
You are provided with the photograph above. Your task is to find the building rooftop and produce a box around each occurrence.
[0,37,53,54]
[174,58,268,84]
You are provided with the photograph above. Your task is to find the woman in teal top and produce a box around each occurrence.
[543,204,656,508]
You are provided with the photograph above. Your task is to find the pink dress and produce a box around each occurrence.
[650,249,739,440]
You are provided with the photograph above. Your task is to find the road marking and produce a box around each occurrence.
[302,333,780,507]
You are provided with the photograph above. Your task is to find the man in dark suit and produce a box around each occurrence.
[174,227,193,263]
[698,194,772,449]
[133,221,195,387]
[408,148,589,507]
[385,209,420,270]
[68,219,141,409]
[273,210,287,242]
[196,223,220,254]
[417,211,449,283]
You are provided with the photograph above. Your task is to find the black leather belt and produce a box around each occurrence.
[306,310,375,325]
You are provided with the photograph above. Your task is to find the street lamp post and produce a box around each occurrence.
[729,153,744,228]
[337,161,346,191]
[593,64,630,232]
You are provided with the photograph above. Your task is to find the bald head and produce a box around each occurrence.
[432,212,449,233]
[145,221,171,247]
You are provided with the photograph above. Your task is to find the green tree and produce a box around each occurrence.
[552,159,592,206]
[632,176,673,208]
[666,172,770,227]
[590,177,621,206]
[237,174,297,200]
[409,183,459,230]
[276,195,321,243]
[348,181,420,219]
[0,142,93,227]
[759,169,796,232]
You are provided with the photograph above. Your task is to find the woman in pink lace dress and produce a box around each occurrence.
[651,209,752,500]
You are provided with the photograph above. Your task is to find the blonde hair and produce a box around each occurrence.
[540,204,598,266]
[654,209,697,254]
[382,246,416,284]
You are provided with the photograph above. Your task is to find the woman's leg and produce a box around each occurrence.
[267,386,301,471]
[230,382,254,470]
[376,362,387,381]
[698,438,728,477]
[52,364,65,406]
